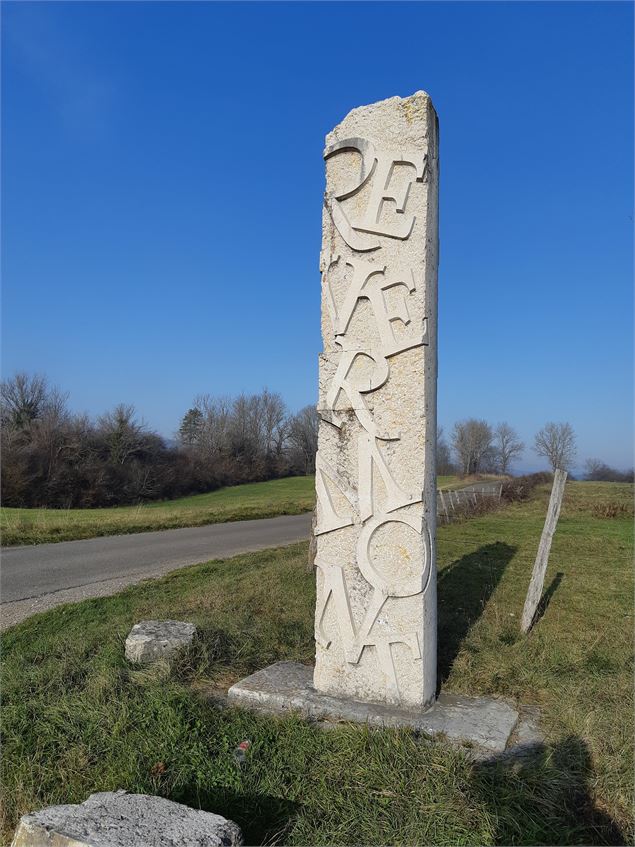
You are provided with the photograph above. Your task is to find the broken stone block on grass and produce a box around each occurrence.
[125,620,196,664]
[11,790,243,847]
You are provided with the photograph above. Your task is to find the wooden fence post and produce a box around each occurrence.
[520,469,567,633]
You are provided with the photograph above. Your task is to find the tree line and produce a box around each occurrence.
[2,373,630,508]
[1,374,318,508]
[440,418,632,481]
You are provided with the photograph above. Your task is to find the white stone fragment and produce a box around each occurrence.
[315,92,439,709]
[11,790,243,847]
[124,620,196,664]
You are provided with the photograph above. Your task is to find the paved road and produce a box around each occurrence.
[1,513,313,630]
[1,480,503,630]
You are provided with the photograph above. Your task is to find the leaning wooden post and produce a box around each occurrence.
[521,469,567,633]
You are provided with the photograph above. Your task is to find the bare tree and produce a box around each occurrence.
[194,394,232,455]
[288,405,319,474]
[260,388,288,458]
[534,422,576,471]
[437,426,455,476]
[97,404,146,466]
[29,387,72,478]
[1,372,49,431]
[493,422,524,474]
[451,419,494,475]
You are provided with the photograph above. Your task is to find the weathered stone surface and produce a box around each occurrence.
[11,790,243,847]
[228,662,518,754]
[314,91,439,709]
[125,620,196,664]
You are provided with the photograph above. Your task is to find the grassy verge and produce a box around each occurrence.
[1,482,632,844]
[0,476,315,547]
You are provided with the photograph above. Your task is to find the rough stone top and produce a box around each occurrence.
[327,90,437,151]
[12,791,243,847]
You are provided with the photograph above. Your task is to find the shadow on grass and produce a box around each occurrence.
[437,542,517,685]
[175,735,626,846]
[474,735,626,845]
[177,787,298,845]
[530,570,565,629]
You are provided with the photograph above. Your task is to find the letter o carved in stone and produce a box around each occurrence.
[356,513,431,598]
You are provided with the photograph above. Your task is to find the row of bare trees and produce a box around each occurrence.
[5,371,627,508]
[1,374,319,508]
[438,419,578,476]
[177,391,318,481]
[584,459,634,483]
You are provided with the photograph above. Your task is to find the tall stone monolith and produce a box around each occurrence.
[314,91,439,709]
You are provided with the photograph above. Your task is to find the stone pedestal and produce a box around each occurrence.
[314,91,439,709]
[228,663,520,755]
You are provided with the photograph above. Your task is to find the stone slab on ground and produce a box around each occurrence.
[125,620,196,664]
[228,661,519,754]
[11,790,243,847]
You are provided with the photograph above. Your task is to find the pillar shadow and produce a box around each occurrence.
[530,571,564,629]
[472,735,626,845]
[437,542,517,685]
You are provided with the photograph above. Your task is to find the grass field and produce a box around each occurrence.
[0,474,480,547]
[1,481,632,845]
[0,476,316,546]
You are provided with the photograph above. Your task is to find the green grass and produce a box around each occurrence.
[437,474,460,489]
[1,482,632,845]
[0,476,315,546]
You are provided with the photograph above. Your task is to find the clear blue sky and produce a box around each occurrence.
[2,1,633,473]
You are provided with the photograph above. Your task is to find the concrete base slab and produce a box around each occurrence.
[228,662,520,754]
[11,790,243,847]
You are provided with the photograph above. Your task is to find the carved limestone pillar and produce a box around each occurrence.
[314,92,439,709]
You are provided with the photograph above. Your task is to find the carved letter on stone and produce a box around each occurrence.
[357,433,419,522]
[324,350,396,440]
[327,256,428,358]
[324,137,427,249]
[315,455,356,536]
[354,151,426,240]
